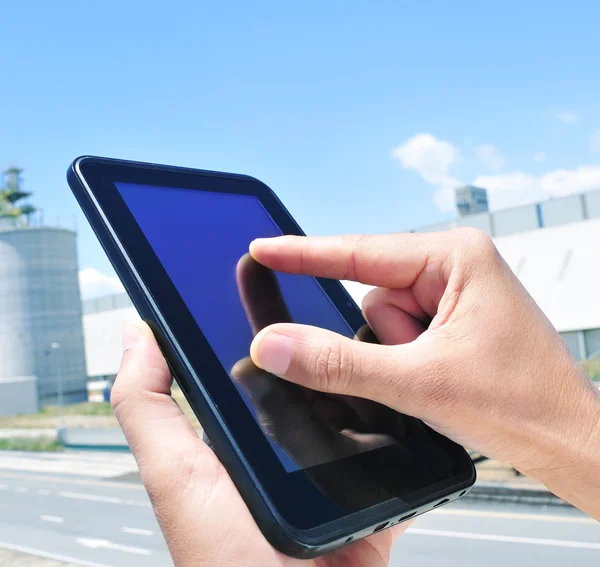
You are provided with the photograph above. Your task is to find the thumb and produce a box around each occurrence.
[250,323,424,413]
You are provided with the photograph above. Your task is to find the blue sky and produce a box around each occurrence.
[2,1,600,297]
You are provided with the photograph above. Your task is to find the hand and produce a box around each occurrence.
[233,252,410,470]
[112,322,409,567]
[248,230,600,520]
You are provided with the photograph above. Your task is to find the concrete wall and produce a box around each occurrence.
[584,189,600,218]
[584,328,600,358]
[456,212,493,235]
[0,227,87,407]
[83,302,138,379]
[493,205,540,237]
[0,376,38,417]
[419,189,600,239]
[540,195,585,228]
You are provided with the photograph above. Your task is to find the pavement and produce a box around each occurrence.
[0,450,598,566]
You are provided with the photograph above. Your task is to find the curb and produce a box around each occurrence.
[57,426,131,453]
[465,482,568,507]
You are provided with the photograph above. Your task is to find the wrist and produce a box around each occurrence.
[523,376,600,518]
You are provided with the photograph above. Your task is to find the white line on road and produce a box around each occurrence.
[58,491,123,504]
[408,528,600,550]
[76,537,152,555]
[0,470,146,491]
[37,489,51,495]
[0,541,112,567]
[0,484,6,490]
[57,490,150,507]
[14,486,28,493]
[435,507,595,524]
[124,498,151,508]
[40,515,65,524]
[122,526,154,536]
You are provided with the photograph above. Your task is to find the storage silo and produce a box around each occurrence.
[0,225,88,406]
[0,168,87,408]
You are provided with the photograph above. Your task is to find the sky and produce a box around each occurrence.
[2,0,600,298]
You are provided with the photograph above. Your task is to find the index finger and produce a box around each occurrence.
[236,252,292,335]
[249,233,452,289]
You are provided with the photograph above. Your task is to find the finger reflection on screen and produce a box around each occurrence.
[232,253,408,471]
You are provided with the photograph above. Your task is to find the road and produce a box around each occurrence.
[0,451,598,566]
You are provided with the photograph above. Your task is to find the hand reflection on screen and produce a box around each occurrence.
[233,253,420,470]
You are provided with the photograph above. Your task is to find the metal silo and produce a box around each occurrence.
[0,168,87,408]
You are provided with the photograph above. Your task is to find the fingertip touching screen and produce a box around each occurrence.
[115,182,398,473]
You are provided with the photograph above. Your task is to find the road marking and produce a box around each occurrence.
[37,489,52,495]
[41,515,65,524]
[0,541,111,567]
[122,526,154,536]
[58,491,123,504]
[0,470,146,491]
[124,498,151,508]
[0,484,6,490]
[57,490,150,507]
[408,528,600,550]
[15,486,28,493]
[434,507,596,524]
[76,537,152,555]
[0,451,137,477]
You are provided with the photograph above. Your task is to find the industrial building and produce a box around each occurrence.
[82,187,600,382]
[2,164,599,417]
[0,168,88,415]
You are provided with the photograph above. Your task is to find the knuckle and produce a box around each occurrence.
[361,287,389,318]
[313,340,355,392]
[361,286,380,310]
[109,379,129,413]
[453,227,501,267]
[454,227,496,254]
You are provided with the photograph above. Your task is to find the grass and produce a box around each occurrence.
[0,438,63,452]
[0,387,201,431]
[0,401,119,429]
[582,357,600,382]
[39,402,115,417]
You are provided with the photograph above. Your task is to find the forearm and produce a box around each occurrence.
[526,382,600,520]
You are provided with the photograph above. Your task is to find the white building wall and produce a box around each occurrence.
[81,212,600,375]
[83,306,139,379]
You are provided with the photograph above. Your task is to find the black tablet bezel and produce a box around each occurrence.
[71,156,475,537]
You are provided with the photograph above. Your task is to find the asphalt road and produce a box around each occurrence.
[0,451,598,566]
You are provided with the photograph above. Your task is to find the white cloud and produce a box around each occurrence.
[476,144,505,172]
[555,110,578,124]
[392,132,600,214]
[590,129,600,153]
[391,133,461,212]
[79,268,125,299]
[542,166,600,195]
[472,172,543,210]
[474,166,600,210]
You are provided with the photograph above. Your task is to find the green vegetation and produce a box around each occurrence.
[0,438,63,452]
[582,357,600,382]
[0,401,118,429]
[0,167,35,222]
[40,402,115,417]
[0,391,201,431]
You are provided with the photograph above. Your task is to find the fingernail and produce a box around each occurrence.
[249,238,268,255]
[255,332,294,375]
[122,322,143,352]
